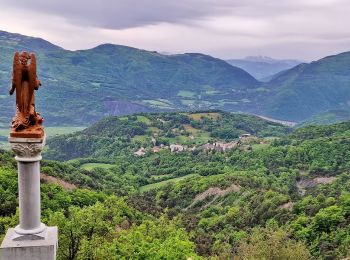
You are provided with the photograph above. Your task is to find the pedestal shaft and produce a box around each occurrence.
[18,161,41,232]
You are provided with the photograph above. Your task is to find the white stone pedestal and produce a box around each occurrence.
[0,227,58,260]
[0,136,58,260]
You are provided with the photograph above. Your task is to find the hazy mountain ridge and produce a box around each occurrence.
[226,56,302,81]
[46,110,290,161]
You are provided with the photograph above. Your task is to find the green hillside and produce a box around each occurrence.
[0,116,350,259]
[1,112,350,258]
[45,110,290,161]
[0,152,199,259]
[134,121,350,258]
[0,30,259,126]
[262,52,350,121]
[298,109,350,126]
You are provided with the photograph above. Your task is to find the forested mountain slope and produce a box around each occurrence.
[262,52,350,121]
[0,30,259,126]
[299,109,350,126]
[2,30,350,124]
[0,152,199,259]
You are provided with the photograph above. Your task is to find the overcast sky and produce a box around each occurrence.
[0,0,349,61]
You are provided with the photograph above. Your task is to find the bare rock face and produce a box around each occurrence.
[186,183,241,210]
[297,176,337,195]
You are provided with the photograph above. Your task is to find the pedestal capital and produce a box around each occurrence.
[9,135,46,162]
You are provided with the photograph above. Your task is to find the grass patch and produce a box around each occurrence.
[80,163,116,171]
[184,124,199,134]
[45,127,86,137]
[251,143,269,151]
[150,174,172,181]
[193,131,211,144]
[132,135,148,143]
[140,174,199,192]
[175,135,188,143]
[189,112,221,121]
[147,127,162,134]
[218,100,239,105]
[177,90,196,98]
[202,85,215,91]
[143,99,172,108]
[157,99,173,105]
[137,116,151,125]
[181,99,195,106]
[91,82,101,87]
[0,126,85,139]
[205,90,222,95]
[0,129,9,137]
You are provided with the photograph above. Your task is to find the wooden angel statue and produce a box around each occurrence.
[9,52,44,137]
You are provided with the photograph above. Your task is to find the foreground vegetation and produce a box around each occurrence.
[0,112,349,259]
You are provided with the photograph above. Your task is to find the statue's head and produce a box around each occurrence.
[19,52,31,66]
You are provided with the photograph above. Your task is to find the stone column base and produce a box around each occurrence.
[0,226,58,260]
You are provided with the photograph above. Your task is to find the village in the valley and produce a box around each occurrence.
[134,133,258,156]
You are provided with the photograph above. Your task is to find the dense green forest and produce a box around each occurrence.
[261,51,350,121]
[299,109,350,126]
[0,30,259,126]
[0,112,349,259]
[0,153,198,259]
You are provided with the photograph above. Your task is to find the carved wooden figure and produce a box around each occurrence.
[9,52,44,138]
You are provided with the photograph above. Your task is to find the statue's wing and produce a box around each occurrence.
[12,52,23,111]
[28,53,37,106]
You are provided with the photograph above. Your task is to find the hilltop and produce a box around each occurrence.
[45,110,291,161]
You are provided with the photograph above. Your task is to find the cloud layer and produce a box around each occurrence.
[0,0,349,60]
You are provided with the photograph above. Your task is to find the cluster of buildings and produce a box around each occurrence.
[133,133,254,156]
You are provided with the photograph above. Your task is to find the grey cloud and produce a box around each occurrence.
[1,0,349,61]
[1,0,330,29]
[1,0,242,29]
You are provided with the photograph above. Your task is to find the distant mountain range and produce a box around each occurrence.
[0,30,259,126]
[0,30,350,125]
[226,56,302,81]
